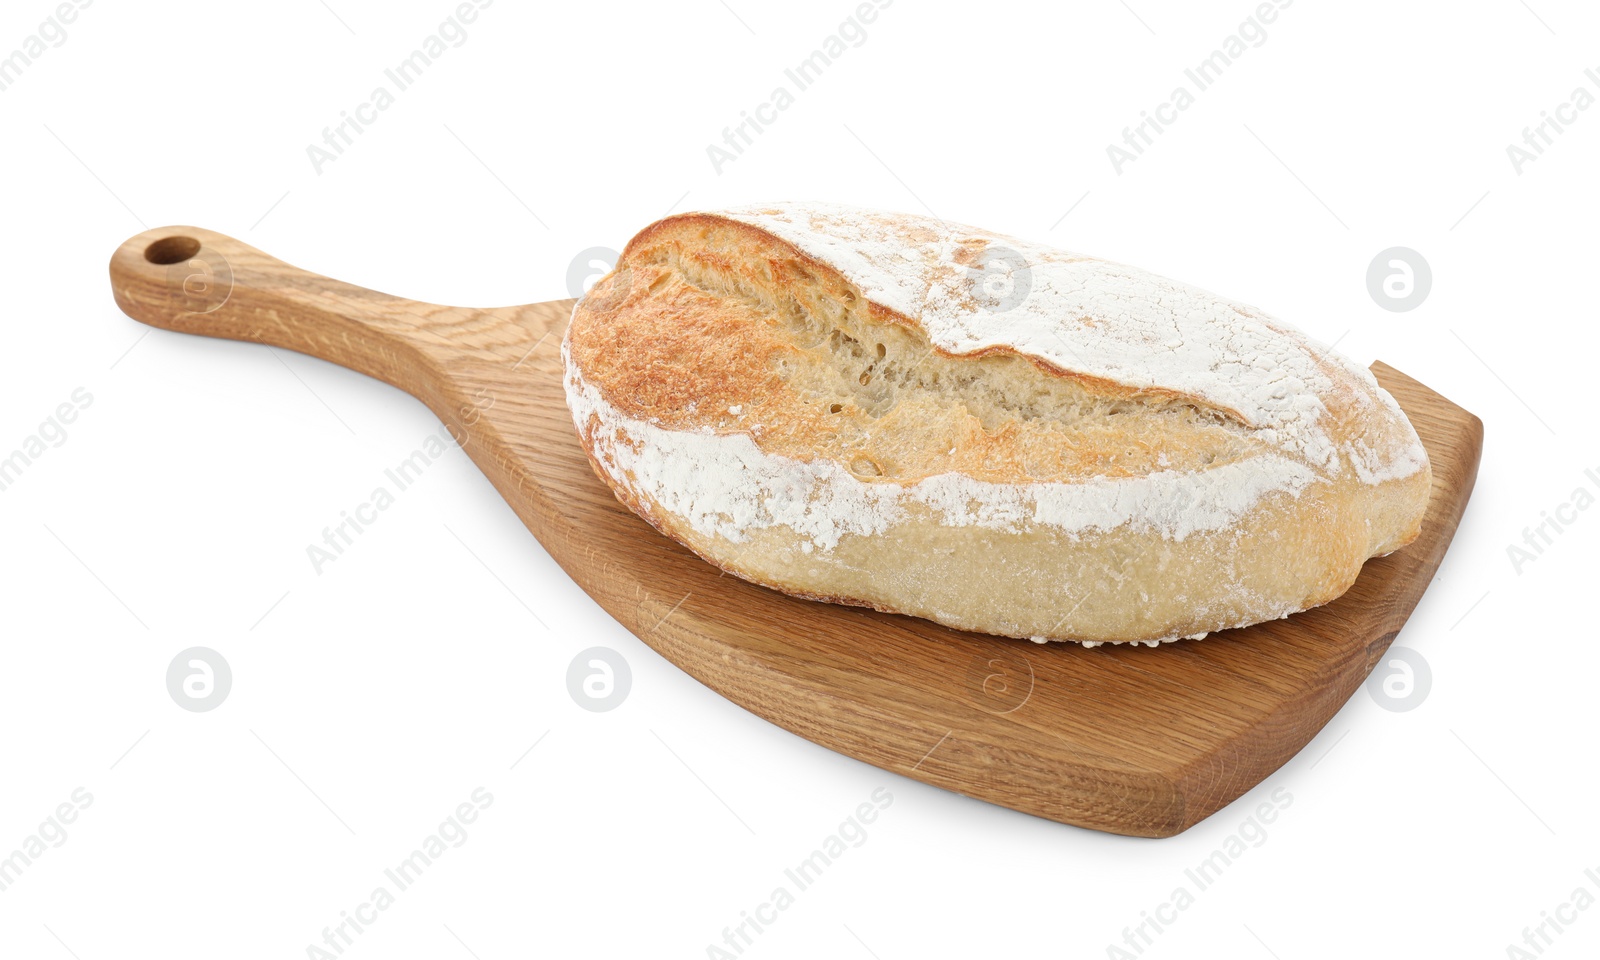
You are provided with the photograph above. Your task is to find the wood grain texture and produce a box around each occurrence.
[110,227,1485,838]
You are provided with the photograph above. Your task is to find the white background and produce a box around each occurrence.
[2,1,1596,957]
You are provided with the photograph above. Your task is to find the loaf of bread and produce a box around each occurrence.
[562,203,1431,645]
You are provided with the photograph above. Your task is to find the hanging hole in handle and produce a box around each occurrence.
[145,236,202,265]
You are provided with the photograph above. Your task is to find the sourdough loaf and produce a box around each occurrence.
[562,203,1431,644]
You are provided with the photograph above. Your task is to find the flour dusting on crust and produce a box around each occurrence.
[566,335,1321,550]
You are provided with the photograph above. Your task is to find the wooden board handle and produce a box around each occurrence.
[108,226,572,449]
[108,226,473,391]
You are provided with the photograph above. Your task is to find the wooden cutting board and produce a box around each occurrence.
[110,226,1484,838]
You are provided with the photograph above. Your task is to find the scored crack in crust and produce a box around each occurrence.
[562,202,1432,645]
